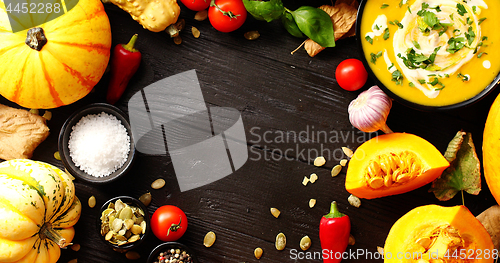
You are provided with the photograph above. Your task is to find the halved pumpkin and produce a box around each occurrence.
[345,133,449,199]
[384,205,494,263]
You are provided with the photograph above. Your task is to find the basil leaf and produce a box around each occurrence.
[281,12,304,38]
[290,6,335,48]
[243,0,285,22]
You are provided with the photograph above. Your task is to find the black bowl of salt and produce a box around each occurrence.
[58,103,136,184]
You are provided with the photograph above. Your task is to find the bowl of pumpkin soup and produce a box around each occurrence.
[356,0,500,110]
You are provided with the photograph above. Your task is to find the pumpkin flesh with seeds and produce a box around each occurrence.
[0,159,81,263]
[384,205,494,263]
[0,0,112,109]
[345,133,449,199]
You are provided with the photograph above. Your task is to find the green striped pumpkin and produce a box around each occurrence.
[0,159,81,263]
[0,0,111,109]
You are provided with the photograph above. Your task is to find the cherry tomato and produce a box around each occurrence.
[151,205,188,242]
[335,58,368,91]
[180,0,210,11]
[208,0,247,33]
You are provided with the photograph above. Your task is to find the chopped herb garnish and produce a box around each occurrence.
[389,20,404,29]
[418,79,427,84]
[472,6,477,14]
[430,5,441,12]
[435,87,445,91]
[466,17,473,25]
[449,13,454,21]
[383,28,390,40]
[446,37,466,54]
[477,52,487,58]
[445,74,450,78]
[478,17,487,25]
[457,73,469,82]
[482,36,488,41]
[422,2,429,9]
[453,29,461,35]
[392,70,404,85]
[409,82,415,87]
[370,51,383,64]
[465,26,476,46]
[388,63,395,70]
[365,35,373,45]
[429,77,439,86]
[399,0,404,8]
[398,47,441,70]
[374,24,380,31]
[412,40,421,49]
[408,5,412,14]
[381,4,389,9]
[457,3,467,16]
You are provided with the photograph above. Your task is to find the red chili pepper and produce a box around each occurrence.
[320,201,351,263]
[106,34,141,105]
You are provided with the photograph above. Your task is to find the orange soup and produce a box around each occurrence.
[360,0,500,107]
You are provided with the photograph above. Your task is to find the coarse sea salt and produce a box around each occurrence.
[68,112,130,177]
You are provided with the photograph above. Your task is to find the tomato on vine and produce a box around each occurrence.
[151,205,188,242]
[208,0,247,33]
[180,0,211,11]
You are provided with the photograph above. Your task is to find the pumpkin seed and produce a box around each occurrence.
[244,31,260,40]
[124,219,134,230]
[105,231,114,241]
[314,156,326,166]
[383,174,393,187]
[174,36,182,45]
[54,151,61,160]
[139,192,152,206]
[254,247,263,259]
[68,259,77,263]
[300,236,311,251]
[194,10,208,21]
[88,196,96,208]
[128,234,141,243]
[309,199,316,208]
[204,231,216,247]
[29,109,39,115]
[342,147,354,158]
[42,110,52,120]
[71,244,81,251]
[331,165,342,177]
[348,194,361,208]
[416,237,431,248]
[270,207,280,218]
[125,251,141,260]
[302,176,309,186]
[275,233,286,250]
[100,199,146,246]
[377,246,384,255]
[309,173,318,183]
[368,177,384,189]
[340,159,348,166]
[151,178,166,189]
[192,27,201,38]
[131,224,143,235]
[348,234,355,245]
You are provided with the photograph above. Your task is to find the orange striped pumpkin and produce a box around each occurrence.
[0,0,111,109]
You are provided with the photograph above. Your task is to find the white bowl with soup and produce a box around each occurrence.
[357,0,500,109]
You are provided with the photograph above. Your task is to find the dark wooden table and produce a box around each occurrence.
[3,0,498,262]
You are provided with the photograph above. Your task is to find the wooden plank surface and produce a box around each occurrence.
[1,0,498,262]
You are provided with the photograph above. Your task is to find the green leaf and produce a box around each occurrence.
[281,12,304,38]
[243,0,285,22]
[290,6,335,48]
[457,3,467,16]
[429,131,481,201]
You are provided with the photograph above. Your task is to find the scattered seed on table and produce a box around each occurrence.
[139,192,152,206]
[88,196,96,208]
[314,156,326,166]
[349,234,356,246]
[275,233,286,250]
[342,147,354,158]
[54,151,61,160]
[125,251,141,260]
[151,178,165,189]
[340,159,348,166]
[174,36,182,45]
[68,259,77,263]
[204,231,216,247]
[70,244,80,251]
[194,10,208,21]
[300,236,311,251]
[302,176,310,186]
[29,109,39,115]
[377,246,384,255]
[348,194,361,208]
[270,207,280,218]
[254,247,263,259]
[42,110,52,120]
[192,27,201,38]
[244,31,260,40]
[331,165,342,177]
[309,173,318,183]
[309,199,316,208]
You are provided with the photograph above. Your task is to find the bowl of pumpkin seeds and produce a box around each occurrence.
[98,196,150,252]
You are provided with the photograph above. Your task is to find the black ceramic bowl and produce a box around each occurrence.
[58,103,135,184]
[148,242,199,263]
[355,0,500,111]
[98,196,150,253]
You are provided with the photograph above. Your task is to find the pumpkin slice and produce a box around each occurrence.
[484,94,500,205]
[384,205,494,263]
[345,133,449,199]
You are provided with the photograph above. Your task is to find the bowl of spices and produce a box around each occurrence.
[148,242,198,263]
[58,103,135,183]
[98,196,150,253]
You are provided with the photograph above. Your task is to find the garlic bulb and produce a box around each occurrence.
[348,86,393,134]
